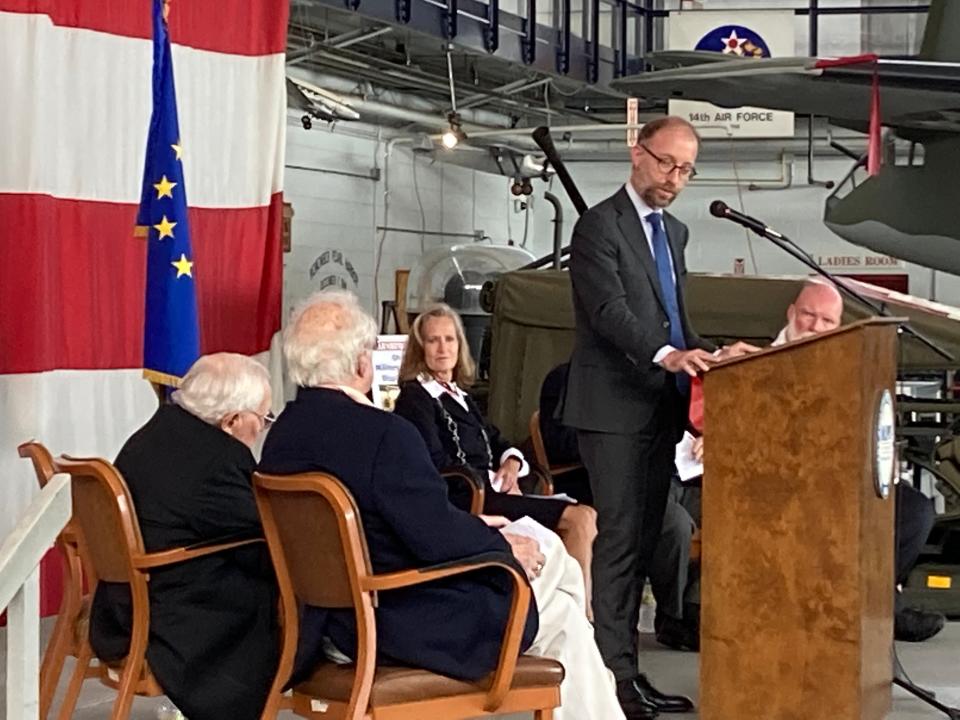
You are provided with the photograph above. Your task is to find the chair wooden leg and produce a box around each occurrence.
[39,609,73,719]
[56,644,93,720]
[110,655,144,720]
[259,688,282,720]
[534,709,554,719]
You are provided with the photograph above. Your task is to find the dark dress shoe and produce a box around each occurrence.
[618,674,695,715]
[616,677,660,719]
[895,607,946,642]
[655,614,700,652]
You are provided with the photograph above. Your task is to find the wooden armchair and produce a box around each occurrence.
[440,465,486,514]
[528,410,580,491]
[53,455,261,720]
[18,441,97,720]
[253,471,564,720]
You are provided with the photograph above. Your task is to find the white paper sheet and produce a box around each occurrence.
[675,431,704,482]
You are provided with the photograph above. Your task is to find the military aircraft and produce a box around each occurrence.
[287,74,362,128]
[611,0,960,275]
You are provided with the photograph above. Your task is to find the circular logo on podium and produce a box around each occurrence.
[874,389,895,499]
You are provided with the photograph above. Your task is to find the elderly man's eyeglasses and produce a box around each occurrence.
[640,144,698,179]
[253,411,276,429]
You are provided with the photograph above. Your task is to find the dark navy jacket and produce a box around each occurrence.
[258,387,538,682]
[90,405,279,720]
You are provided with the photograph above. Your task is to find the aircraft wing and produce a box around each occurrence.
[613,53,960,135]
[287,75,361,121]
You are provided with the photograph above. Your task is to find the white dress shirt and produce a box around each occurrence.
[623,182,679,364]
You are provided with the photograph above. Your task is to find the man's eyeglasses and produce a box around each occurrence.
[639,144,698,179]
[255,411,277,429]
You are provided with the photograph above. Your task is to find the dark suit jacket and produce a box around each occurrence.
[538,363,579,465]
[89,405,279,720]
[562,186,713,434]
[258,387,538,682]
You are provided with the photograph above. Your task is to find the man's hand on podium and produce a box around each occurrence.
[715,341,762,361]
[691,436,704,463]
[661,348,716,376]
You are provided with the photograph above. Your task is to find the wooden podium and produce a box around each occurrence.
[700,319,899,720]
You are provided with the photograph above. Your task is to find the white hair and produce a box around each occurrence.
[172,353,271,425]
[283,289,378,387]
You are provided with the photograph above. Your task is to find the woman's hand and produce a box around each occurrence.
[493,457,523,495]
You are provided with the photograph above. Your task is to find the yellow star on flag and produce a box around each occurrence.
[171,253,194,278]
[153,175,177,199]
[153,215,177,240]
[171,140,183,160]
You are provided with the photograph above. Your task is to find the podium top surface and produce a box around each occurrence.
[708,317,907,372]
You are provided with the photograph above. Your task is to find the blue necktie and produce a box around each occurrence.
[647,212,689,393]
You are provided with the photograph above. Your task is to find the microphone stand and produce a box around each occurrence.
[739,222,953,363]
[732,218,958,718]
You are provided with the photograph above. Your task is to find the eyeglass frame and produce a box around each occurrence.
[638,144,698,179]
[257,410,277,428]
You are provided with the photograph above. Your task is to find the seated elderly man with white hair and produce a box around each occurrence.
[259,289,624,720]
[90,353,280,720]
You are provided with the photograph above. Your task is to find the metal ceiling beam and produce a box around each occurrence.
[298,44,569,119]
[331,26,393,48]
[287,26,394,65]
[458,77,551,110]
[293,0,617,85]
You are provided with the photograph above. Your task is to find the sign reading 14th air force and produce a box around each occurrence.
[668,11,795,138]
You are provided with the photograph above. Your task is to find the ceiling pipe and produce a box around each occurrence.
[293,70,517,130]
[290,74,913,165]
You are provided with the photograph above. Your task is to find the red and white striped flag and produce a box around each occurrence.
[0,0,288,614]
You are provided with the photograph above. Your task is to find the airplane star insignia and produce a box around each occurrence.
[721,30,745,55]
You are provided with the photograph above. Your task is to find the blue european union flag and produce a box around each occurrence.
[137,0,200,386]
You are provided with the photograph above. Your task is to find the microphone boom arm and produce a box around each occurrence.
[731,217,952,362]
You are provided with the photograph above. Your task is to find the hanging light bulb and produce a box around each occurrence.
[441,129,460,149]
[440,111,465,150]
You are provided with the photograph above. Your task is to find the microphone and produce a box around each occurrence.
[709,200,783,239]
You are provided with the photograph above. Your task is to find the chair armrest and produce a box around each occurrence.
[361,551,531,712]
[132,538,264,570]
[525,463,554,496]
[441,465,486,515]
[548,462,584,477]
[361,551,521,591]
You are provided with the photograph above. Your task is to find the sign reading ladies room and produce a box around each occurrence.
[667,11,795,138]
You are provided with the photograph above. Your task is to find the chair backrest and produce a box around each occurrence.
[253,472,374,610]
[253,472,377,716]
[18,441,57,488]
[528,410,550,469]
[53,456,148,586]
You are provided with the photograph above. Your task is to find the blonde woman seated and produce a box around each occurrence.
[394,304,597,603]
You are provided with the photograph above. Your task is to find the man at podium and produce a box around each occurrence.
[778,281,943,642]
[684,280,945,642]
[562,116,714,719]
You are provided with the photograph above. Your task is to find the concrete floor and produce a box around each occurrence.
[3,620,958,719]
